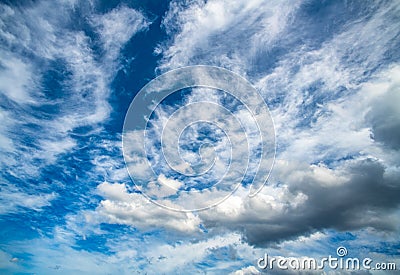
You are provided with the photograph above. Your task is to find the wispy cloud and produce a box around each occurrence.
[0,1,149,213]
[91,5,150,61]
[0,188,57,215]
[159,0,301,73]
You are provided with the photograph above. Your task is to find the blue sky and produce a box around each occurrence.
[0,0,399,274]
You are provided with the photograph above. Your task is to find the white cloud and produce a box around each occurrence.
[160,0,301,73]
[91,5,150,60]
[141,233,243,274]
[230,265,260,275]
[159,1,399,164]
[95,181,201,233]
[0,108,14,152]
[0,188,57,215]
[0,1,149,213]
[157,174,182,189]
[0,52,36,104]
[146,174,184,197]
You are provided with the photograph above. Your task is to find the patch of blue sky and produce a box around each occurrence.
[371,242,400,256]
[107,1,171,131]
[328,231,357,243]
[0,214,40,241]
[194,245,257,274]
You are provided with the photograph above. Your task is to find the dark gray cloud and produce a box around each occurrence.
[200,158,400,247]
[368,85,400,150]
[201,91,400,246]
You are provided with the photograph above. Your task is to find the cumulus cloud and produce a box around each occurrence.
[365,67,400,151]
[95,181,201,233]
[229,159,398,246]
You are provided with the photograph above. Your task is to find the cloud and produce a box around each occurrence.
[230,265,260,275]
[95,181,201,233]
[1,0,399,273]
[1,238,131,274]
[0,52,36,104]
[365,67,400,150]
[0,108,15,152]
[0,1,149,213]
[159,0,301,73]
[143,0,400,248]
[0,188,57,215]
[190,65,400,246]
[91,5,150,60]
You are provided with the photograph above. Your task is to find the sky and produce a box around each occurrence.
[0,0,399,274]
